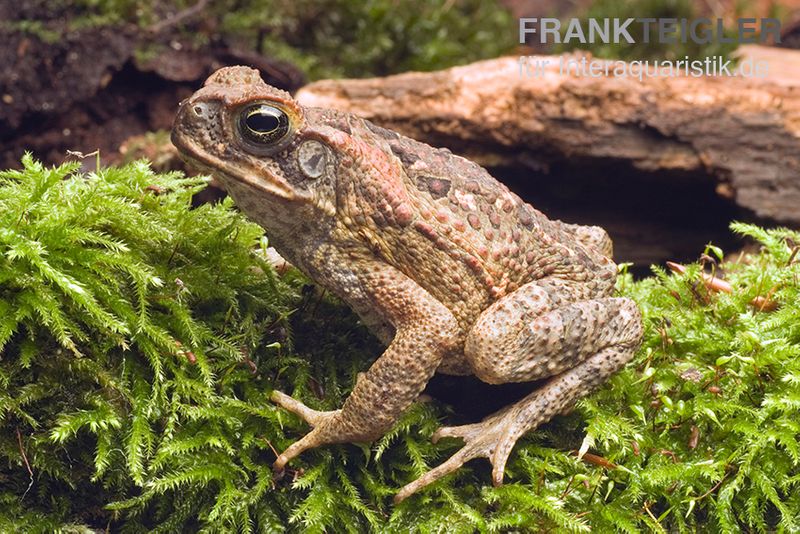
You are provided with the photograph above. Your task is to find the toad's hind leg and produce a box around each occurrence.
[394,280,642,503]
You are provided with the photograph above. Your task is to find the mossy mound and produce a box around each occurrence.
[1,159,798,532]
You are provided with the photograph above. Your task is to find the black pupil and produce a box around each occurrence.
[246,108,281,133]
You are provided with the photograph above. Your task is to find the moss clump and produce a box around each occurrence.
[0,156,301,531]
[1,160,799,531]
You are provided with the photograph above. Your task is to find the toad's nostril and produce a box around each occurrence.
[193,105,205,117]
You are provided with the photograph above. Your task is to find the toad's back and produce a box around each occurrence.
[321,112,618,333]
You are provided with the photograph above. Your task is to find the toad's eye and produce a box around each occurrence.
[238,104,290,145]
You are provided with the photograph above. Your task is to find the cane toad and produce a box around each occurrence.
[171,67,643,502]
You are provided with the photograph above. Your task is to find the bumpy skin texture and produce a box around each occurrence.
[171,66,644,502]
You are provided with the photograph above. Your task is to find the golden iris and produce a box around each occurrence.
[239,104,289,145]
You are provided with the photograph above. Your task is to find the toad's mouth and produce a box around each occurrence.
[171,129,298,202]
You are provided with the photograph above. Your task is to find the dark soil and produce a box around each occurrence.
[0,6,304,170]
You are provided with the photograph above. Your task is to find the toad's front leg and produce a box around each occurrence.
[271,263,459,472]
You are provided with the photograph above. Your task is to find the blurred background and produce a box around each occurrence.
[2,0,799,273]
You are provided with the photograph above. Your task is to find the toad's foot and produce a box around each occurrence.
[394,341,642,503]
[270,390,341,472]
[394,411,520,504]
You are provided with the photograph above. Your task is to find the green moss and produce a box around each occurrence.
[1,160,798,531]
[220,0,516,79]
[2,19,62,44]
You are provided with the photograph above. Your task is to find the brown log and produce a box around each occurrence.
[297,48,800,227]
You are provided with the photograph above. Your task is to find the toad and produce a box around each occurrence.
[171,67,643,502]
